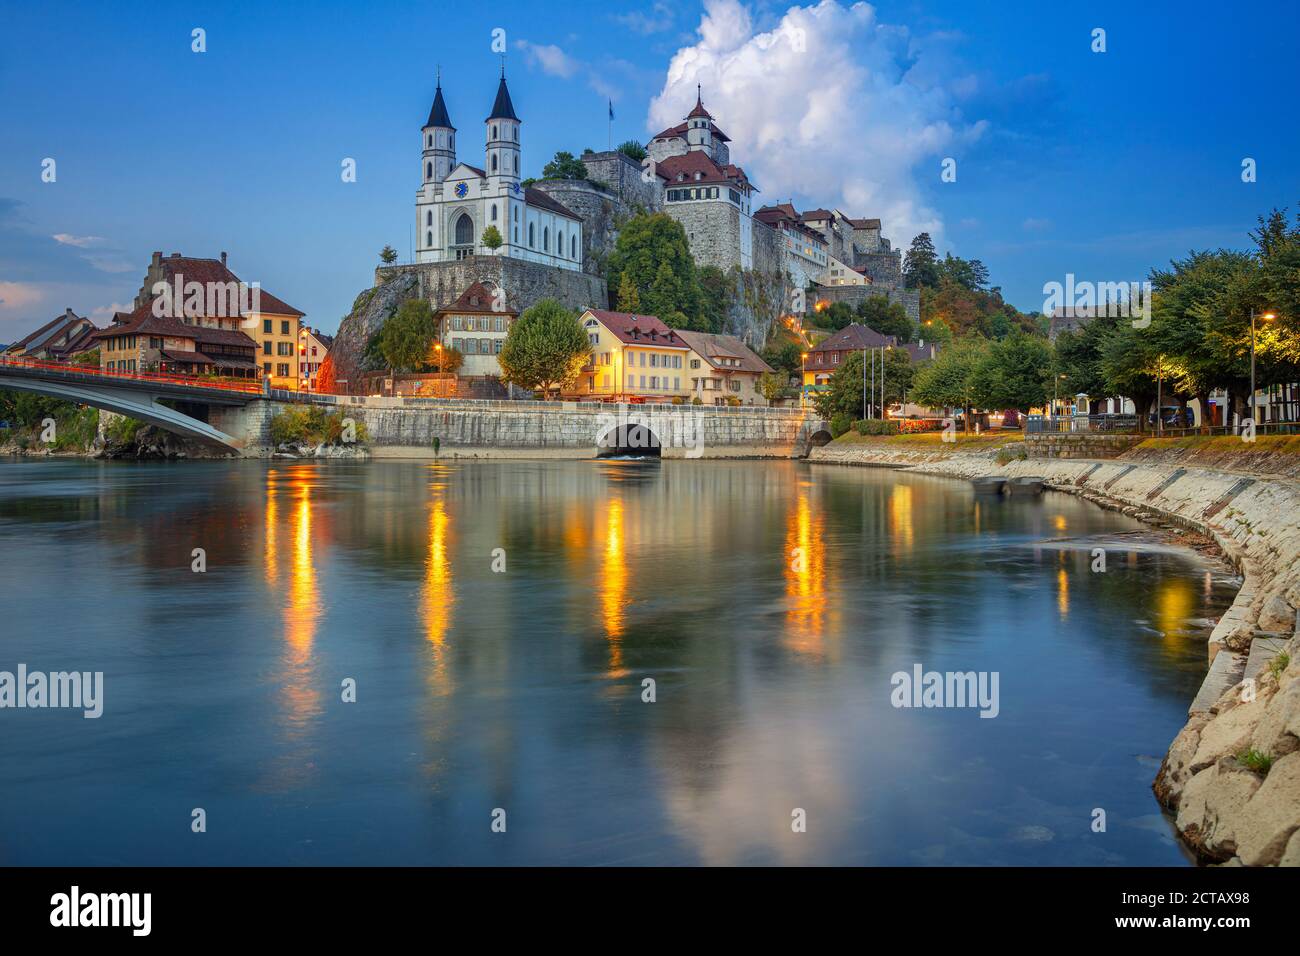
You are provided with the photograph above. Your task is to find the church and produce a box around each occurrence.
[415,69,584,271]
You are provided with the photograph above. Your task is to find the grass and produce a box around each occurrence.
[1268,651,1291,681]
[1236,748,1274,774]
[832,429,1025,449]
[1138,434,1300,454]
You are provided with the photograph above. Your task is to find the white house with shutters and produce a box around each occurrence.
[414,69,583,271]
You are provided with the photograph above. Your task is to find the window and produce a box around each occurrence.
[492,154,498,172]
[264,362,272,373]
[674,377,680,390]
[542,227,549,252]
[278,342,292,356]
[690,359,700,369]
[491,124,497,139]
[494,339,503,355]
[427,231,432,246]
[426,162,432,179]
[263,341,272,355]
[638,353,645,367]
[571,235,577,258]
[281,321,290,335]
[491,204,497,221]
[262,319,272,333]
[528,223,535,247]
[650,354,658,368]
[513,206,519,222]
[588,333,599,346]
[277,363,289,377]
[426,211,432,226]
[627,374,634,386]
[639,375,646,388]
[150,337,163,349]
[650,376,659,389]
[494,317,505,332]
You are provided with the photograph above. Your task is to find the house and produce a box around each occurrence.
[675,330,775,405]
[801,323,897,391]
[3,308,99,362]
[129,251,305,388]
[573,309,692,402]
[91,301,260,379]
[298,327,334,390]
[437,281,516,378]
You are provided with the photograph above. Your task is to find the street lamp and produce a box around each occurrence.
[1250,309,1276,431]
[434,342,445,396]
[801,351,809,408]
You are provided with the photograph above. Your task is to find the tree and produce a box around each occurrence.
[903,233,940,289]
[606,212,703,324]
[761,339,803,378]
[379,245,398,265]
[541,151,588,180]
[482,225,503,251]
[616,272,641,312]
[696,265,730,333]
[812,348,913,420]
[498,299,592,397]
[856,296,914,342]
[969,331,1052,410]
[758,371,786,406]
[427,342,464,374]
[616,140,647,162]
[821,301,856,331]
[378,299,438,373]
[910,337,989,431]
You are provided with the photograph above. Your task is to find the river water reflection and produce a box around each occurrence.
[0,458,1236,865]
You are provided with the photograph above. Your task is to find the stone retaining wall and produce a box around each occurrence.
[1024,434,1144,459]
[809,440,1300,866]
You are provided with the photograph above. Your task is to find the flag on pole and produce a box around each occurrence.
[608,99,614,120]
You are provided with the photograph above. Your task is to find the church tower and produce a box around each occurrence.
[485,66,521,184]
[422,74,456,185]
[685,85,714,159]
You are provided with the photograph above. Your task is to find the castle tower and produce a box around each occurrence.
[422,73,456,185]
[485,66,521,184]
[685,84,714,158]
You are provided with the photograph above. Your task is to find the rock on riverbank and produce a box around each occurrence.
[811,437,1300,866]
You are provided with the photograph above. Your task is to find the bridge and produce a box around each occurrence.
[0,357,259,450]
[0,357,833,458]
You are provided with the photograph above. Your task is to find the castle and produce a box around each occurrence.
[383,69,917,338]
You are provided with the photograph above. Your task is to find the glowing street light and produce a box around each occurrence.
[1250,309,1276,431]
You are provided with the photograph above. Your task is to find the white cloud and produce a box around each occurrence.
[52,233,105,248]
[515,40,579,79]
[82,253,136,274]
[0,281,43,314]
[1022,217,1051,232]
[614,3,675,35]
[91,301,132,321]
[647,0,987,249]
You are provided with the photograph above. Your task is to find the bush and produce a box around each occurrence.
[106,415,145,445]
[854,418,899,436]
[830,412,854,438]
[690,396,703,405]
[270,405,367,446]
[995,445,1029,465]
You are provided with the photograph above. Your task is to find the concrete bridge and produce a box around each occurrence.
[0,358,258,450]
[0,359,833,458]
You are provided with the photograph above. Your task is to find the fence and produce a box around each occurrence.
[1025,414,1139,434]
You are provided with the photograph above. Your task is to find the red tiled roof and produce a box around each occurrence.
[807,323,897,355]
[440,281,516,315]
[146,254,304,316]
[161,349,212,365]
[655,151,751,189]
[91,301,257,349]
[675,330,774,374]
[583,309,689,348]
[800,209,834,221]
[850,218,882,229]
[650,120,731,144]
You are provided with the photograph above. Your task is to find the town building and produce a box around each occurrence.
[675,329,775,405]
[754,203,830,289]
[573,309,692,402]
[415,70,584,272]
[437,281,516,379]
[801,322,898,391]
[298,327,334,390]
[3,308,99,361]
[92,302,260,378]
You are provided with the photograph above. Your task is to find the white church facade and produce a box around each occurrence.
[415,71,583,271]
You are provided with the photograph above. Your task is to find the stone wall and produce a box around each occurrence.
[531,180,622,278]
[811,284,921,323]
[1025,434,1145,459]
[663,200,743,272]
[580,150,659,212]
[374,256,606,314]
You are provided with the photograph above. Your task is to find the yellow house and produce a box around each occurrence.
[676,329,775,405]
[572,309,693,402]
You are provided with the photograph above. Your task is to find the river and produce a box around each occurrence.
[0,457,1238,865]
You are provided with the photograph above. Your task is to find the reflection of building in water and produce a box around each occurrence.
[422,481,454,694]
[785,486,831,657]
[601,497,628,675]
[889,484,914,553]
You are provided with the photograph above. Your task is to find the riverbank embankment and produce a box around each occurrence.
[811,434,1300,867]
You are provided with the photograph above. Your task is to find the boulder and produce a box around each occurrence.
[1175,758,1263,861]
[1250,682,1300,760]
[1280,828,1300,867]
[1257,593,1295,633]
[1235,752,1300,866]
[1189,699,1267,773]
[1154,714,1209,807]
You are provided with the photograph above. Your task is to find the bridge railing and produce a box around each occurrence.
[0,355,263,395]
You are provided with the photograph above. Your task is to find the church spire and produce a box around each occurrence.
[426,71,454,130]
[487,67,519,122]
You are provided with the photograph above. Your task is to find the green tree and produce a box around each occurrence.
[616,140,647,162]
[761,339,803,377]
[911,337,989,430]
[758,371,786,406]
[606,212,702,324]
[482,225,503,251]
[379,245,398,264]
[821,301,856,331]
[542,151,588,180]
[812,348,913,420]
[856,295,914,342]
[696,265,730,333]
[903,233,941,289]
[378,299,438,373]
[498,299,592,397]
[969,331,1052,410]
[616,272,641,312]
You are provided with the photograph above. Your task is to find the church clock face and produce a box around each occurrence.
[454,182,469,198]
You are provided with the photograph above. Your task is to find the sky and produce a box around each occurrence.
[1,0,1298,342]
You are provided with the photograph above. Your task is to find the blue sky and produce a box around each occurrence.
[1,0,1297,341]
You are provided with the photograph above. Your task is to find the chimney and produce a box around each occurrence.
[220,251,227,266]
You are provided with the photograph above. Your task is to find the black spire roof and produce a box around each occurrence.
[487,72,518,122]
[426,79,454,130]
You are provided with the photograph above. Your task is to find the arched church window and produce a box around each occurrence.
[492,154,498,172]
[426,211,432,226]
[426,231,432,246]
[513,206,519,222]
[571,235,577,259]
[513,155,518,173]
[427,135,432,147]
[426,162,433,179]
[491,124,498,140]
[455,214,474,245]
[528,223,535,247]
[491,204,498,221]
[543,227,549,251]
